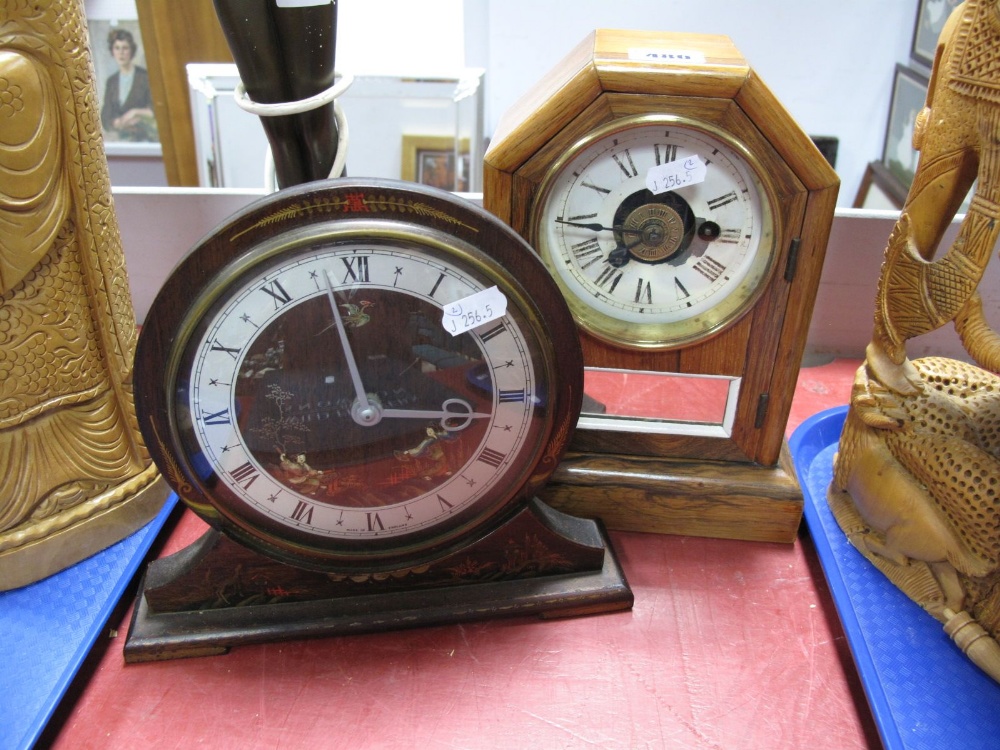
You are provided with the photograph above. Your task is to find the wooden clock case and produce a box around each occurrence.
[483,30,839,543]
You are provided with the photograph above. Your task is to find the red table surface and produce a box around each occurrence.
[49,358,882,749]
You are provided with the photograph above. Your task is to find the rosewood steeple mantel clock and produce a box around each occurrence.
[483,30,839,543]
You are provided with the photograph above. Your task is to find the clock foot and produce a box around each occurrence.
[541,441,804,544]
[122,499,632,662]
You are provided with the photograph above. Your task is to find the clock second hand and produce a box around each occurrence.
[323,270,377,424]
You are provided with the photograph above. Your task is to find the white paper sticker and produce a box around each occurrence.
[628,48,707,65]
[441,286,507,337]
[645,155,707,195]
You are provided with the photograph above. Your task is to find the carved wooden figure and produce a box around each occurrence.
[0,0,167,590]
[830,0,1000,682]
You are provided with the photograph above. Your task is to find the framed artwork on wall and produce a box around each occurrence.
[853,160,906,210]
[880,64,928,192]
[911,0,961,69]
[401,135,470,192]
[86,11,161,155]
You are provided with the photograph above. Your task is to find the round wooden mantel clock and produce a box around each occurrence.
[483,30,839,543]
[123,179,631,661]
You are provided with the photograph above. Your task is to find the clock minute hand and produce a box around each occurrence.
[323,270,374,419]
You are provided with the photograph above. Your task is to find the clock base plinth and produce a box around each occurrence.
[540,442,803,544]
[123,498,632,662]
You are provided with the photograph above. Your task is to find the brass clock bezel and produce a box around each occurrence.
[529,113,780,350]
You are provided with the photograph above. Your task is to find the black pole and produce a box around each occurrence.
[212,0,339,188]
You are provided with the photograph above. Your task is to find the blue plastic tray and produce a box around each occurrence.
[790,407,1000,750]
[0,494,178,750]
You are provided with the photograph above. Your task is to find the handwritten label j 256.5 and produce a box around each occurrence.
[441,286,508,336]
[646,155,707,195]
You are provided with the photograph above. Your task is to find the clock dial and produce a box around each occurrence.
[532,116,777,349]
[136,182,583,573]
[180,237,542,561]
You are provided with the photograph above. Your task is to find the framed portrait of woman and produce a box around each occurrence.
[86,11,161,155]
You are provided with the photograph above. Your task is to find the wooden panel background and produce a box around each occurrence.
[135,0,232,186]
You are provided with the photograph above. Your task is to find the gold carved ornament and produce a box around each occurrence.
[0,0,166,590]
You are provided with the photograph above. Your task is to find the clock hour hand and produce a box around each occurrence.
[381,398,491,432]
[323,270,376,423]
[607,235,647,268]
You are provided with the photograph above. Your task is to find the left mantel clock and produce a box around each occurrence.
[124,179,631,661]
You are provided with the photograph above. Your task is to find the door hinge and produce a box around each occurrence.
[784,237,802,282]
[754,393,770,429]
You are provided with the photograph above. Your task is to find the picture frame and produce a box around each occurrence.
[401,135,471,192]
[86,13,161,155]
[853,160,906,210]
[910,0,961,69]
[880,64,928,193]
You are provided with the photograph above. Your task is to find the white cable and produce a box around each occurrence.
[329,99,348,179]
[236,72,354,192]
[263,98,349,191]
[234,71,354,117]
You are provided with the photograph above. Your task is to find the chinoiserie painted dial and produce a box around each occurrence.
[135,181,582,573]
[532,115,777,349]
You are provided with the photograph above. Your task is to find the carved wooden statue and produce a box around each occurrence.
[0,0,167,590]
[830,0,1000,682]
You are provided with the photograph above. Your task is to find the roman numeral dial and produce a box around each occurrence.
[534,116,776,347]
[184,240,545,552]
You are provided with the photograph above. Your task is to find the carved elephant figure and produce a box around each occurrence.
[831,0,1000,682]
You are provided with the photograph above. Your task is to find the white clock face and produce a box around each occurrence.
[533,116,776,348]
[179,238,543,552]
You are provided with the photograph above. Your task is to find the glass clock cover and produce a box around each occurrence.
[532,115,777,349]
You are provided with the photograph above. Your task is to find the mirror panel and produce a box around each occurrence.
[188,65,486,191]
[580,369,739,438]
